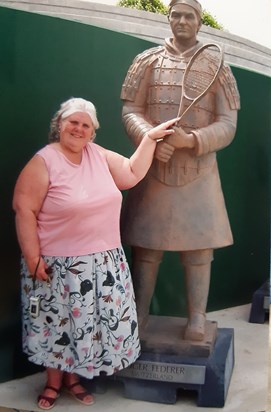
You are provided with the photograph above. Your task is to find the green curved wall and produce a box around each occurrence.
[0,6,270,381]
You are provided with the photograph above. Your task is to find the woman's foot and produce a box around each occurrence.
[63,373,94,406]
[37,385,61,410]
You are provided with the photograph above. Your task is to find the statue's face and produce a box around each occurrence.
[168,4,201,43]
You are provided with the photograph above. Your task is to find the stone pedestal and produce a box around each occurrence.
[140,315,218,357]
[249,280,270,323]
[116,315,234,408]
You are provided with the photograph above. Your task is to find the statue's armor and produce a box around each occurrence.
[121,40,240,187]
[145,52,215,128]
[120,39,240,251]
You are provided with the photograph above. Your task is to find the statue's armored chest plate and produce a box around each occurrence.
[147,53,188,122]
[148,53,186,105]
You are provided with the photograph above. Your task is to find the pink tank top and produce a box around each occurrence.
[37,143,122,256]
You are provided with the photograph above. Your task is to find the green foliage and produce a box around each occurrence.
[117,0,168,15]
[117,0,223,30]
[202,9,223,30]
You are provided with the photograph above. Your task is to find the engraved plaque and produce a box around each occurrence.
[118,360,206,384]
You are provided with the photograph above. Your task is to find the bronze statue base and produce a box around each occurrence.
[139,315,217,358]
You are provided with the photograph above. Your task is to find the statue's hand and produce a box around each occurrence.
[154,141,175,163]
[165,126,195,149]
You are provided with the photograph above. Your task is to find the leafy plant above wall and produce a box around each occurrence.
[202,9,223,30]
[117,0,223,29]
[117,0,168,14]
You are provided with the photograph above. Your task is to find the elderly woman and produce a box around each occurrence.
[13,97,177,410]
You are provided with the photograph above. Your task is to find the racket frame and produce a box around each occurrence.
[177,43,224,125]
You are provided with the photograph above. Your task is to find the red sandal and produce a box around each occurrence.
[37,385,61,410]
[65,381,94,405]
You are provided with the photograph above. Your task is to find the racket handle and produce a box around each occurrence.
[176,104,191,125]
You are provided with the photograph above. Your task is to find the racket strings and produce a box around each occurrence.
[183,48,221,99]
[184,70,213,98]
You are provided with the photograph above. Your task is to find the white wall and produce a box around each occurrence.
[0,0,270,76]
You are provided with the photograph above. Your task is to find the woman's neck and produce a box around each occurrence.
[51,142,83,165]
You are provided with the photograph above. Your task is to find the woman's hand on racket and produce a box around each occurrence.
[147,117,180,141]
[165,126,195,149]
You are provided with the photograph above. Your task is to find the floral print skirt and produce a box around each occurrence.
[21,247,140,379]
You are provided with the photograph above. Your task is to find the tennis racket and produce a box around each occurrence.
[176,43,224,125]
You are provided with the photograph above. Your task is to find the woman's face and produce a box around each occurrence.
[59,112,95,153]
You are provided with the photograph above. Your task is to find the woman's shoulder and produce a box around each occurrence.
[35,144,62,173]
[87,142,107,158]
[19,147,49,180]
[36,144,55,157]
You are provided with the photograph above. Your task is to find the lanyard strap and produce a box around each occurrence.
[32,256,41,294]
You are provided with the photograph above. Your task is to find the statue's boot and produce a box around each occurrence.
[131,247,163,334]
[183,262,211,341]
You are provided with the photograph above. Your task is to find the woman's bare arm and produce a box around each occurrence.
[100,118,178,189]
[13,154,49,280]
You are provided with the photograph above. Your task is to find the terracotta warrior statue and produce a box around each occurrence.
[120,0,240,341]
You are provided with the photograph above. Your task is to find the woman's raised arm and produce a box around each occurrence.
[102,117,179,190]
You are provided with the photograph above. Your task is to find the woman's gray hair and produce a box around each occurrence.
[48,97,100,143]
